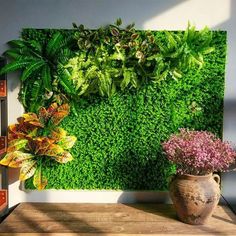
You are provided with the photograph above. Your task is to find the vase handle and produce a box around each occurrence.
[213,174,220,184]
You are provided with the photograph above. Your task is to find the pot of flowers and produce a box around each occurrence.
[162,128,236,225]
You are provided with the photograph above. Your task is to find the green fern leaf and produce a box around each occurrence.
[59,69,77,95]
[42,65,52,91]
[20,60,45,81]
[46,32,64,57]
[29,79,43,112]
[18,82,28,108]
[7,39,25,48]
[4,49,22,60]
[0,60,31,75]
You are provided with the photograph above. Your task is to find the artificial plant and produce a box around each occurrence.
[0,32,75,111]
[0,103,76,190]
[62,21,215,97]
[0,20,215,112]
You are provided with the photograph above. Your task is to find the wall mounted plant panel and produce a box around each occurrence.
[16,29,226,190]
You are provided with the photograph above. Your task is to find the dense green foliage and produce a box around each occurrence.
[24,29,226,190]
[1,21,214,113]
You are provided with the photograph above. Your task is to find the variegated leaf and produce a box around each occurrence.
[33,166,48,190]
[9,151,34,168]
[50,104,70,125]
[42,144,64,157]
[38,107,49,124]
[29,137,55,155]
[0,151,34,168]
[47,103,58,116]
[50,127,67,141]
[8,124,26,141]
[19,159,37,181]
[58,136,77,150]
[53,151,73,163]
[7,139,28,152]
[22,113,44,128]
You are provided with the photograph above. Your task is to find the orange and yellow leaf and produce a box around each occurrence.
[0,151,34,168]
[53,151,73,163]
[33,166,48,190]
[19,159,37,181]
[7,139,28,152]
[58,136,77,149]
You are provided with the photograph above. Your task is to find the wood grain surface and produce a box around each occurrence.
[0,203,235,235]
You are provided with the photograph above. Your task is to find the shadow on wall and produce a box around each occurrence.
[0,0,188,53]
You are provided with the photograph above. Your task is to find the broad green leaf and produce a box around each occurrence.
[20,60,45,81]
[19,159,37,181]
[7,139,28,152]
[58,136,77,150]
[202,47,215,54]
[53,151,73,164]
[0,151,34,168]
[28,40,42,54]
[33,166,48,190]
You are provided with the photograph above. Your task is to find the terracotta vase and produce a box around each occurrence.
[169,173,221,225]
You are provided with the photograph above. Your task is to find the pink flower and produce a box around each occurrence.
[162,129,236,175]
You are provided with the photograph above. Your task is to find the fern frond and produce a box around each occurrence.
[0,60,31,75]
[29,79,43,112]
[46,32,64,57]
[7,39,25,48]
[59,68,77,95]
[20,60,45,81]
[42,65,52,91]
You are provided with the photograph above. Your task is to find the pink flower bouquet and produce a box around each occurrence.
[162,129,236,175]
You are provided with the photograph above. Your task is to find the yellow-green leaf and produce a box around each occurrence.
[7,139,28,152]
[58,136,77,150]
[0,151,34,167]
[42,144,64,157]
[33,167,48,190]
[50,127,67,141]
[19,160,37,181]
[53,151,73,163]
[22,113,44,128]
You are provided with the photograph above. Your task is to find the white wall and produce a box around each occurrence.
[0,0,235,207]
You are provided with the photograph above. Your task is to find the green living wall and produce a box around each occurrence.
[20,28,227,190]
[0,23,225,190]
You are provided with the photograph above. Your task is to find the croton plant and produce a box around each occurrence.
[0,103,76,190]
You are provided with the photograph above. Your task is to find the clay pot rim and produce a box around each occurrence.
[176,173,214,180]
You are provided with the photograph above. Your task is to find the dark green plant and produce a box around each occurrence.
[0,32,75,111]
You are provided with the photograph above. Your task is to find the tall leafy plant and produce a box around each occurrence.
[0,33,74,111]
[0,103,77,190]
